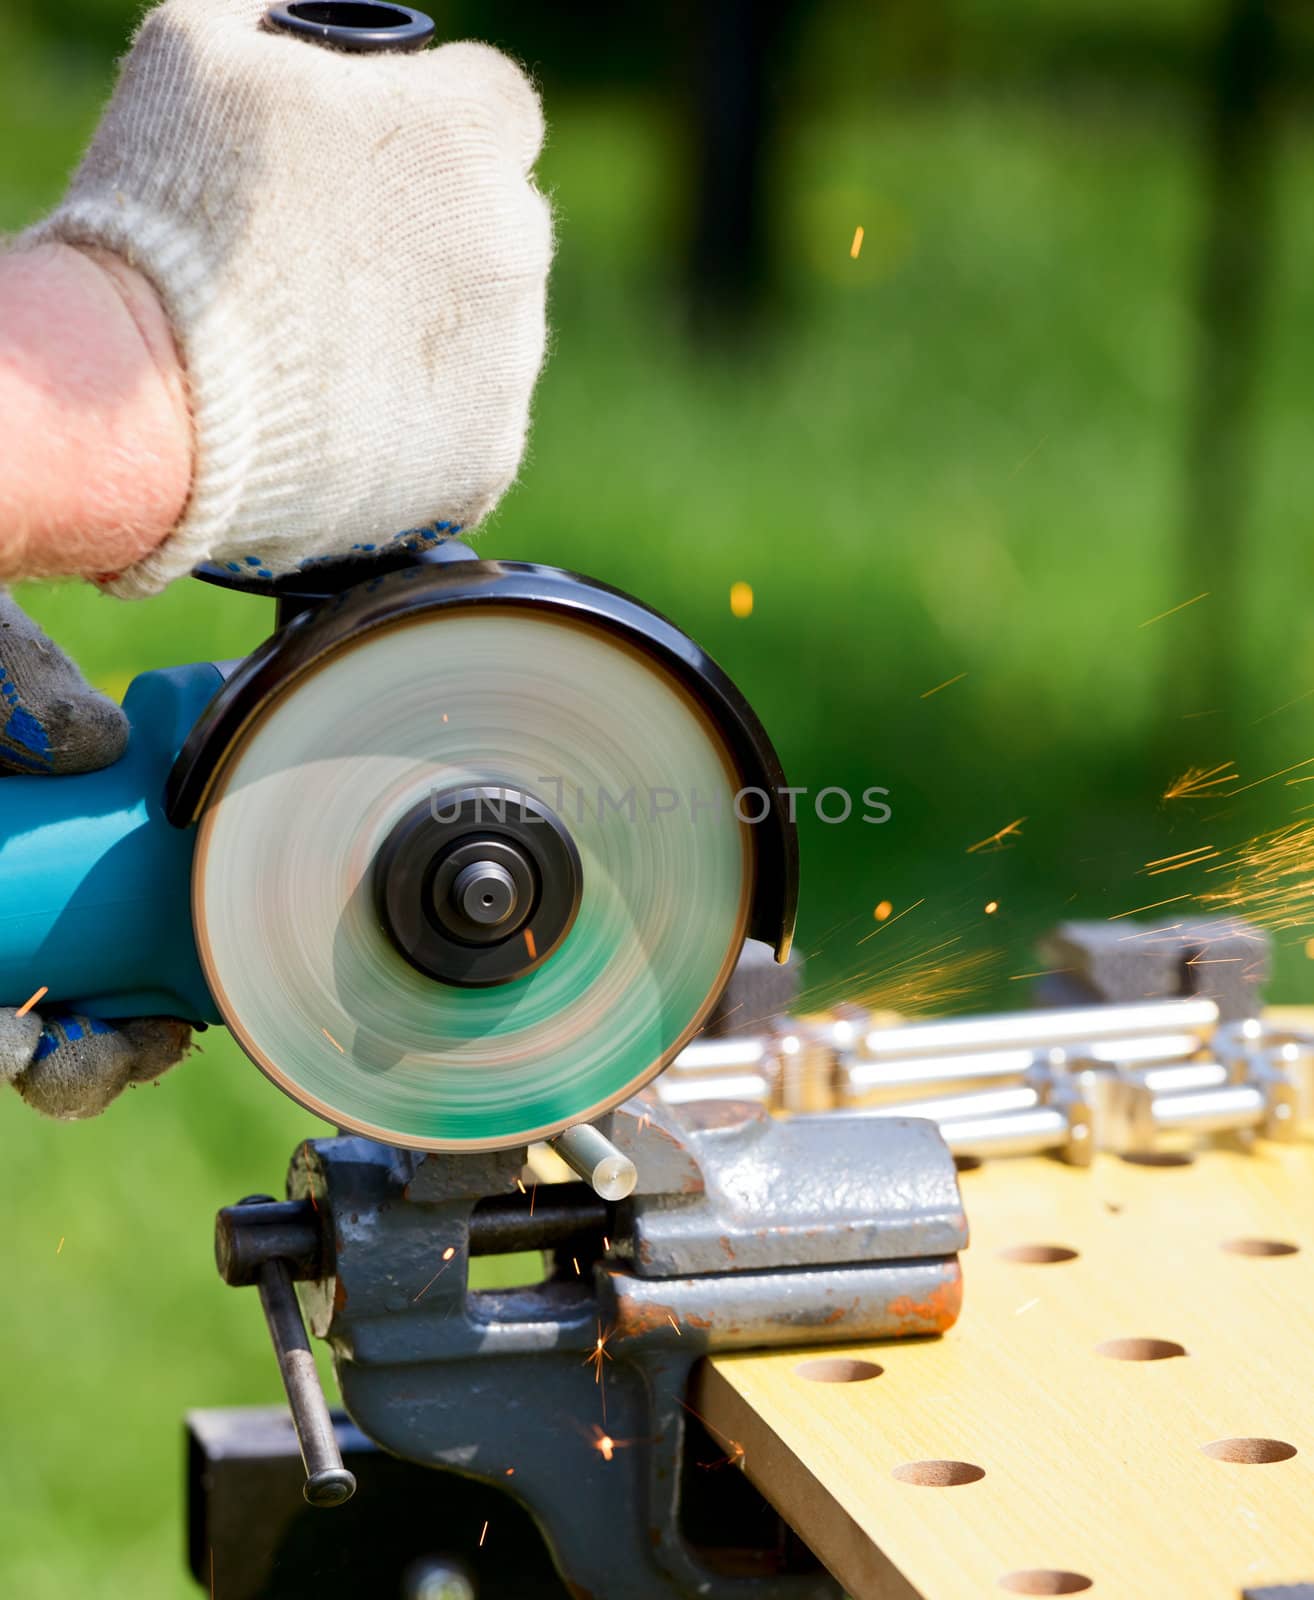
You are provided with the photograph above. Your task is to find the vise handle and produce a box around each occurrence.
[221,1196,357,1508]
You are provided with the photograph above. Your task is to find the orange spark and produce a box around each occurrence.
[873,900,893,921]
[15,985,47,1018]
[1009,435,1050,478]
[857,896,925,944]
[984,900,999,914]
[442,712,448,722]
[515,1177,526,1195]
[584,1321,616,1386]
[1142,844,1220,875]
[505,1467,515,1476]
[1254,686,1314,725]
[850,225,864,259]
[320,1027,344,1053]
[856,941,1000,1015]
[412,1244,458,1302]
[966,817,1026,855]
[1108,893,1193,921]
[679,1397,747,1470]
[56,1236,64,1255]
[921,671,967,700]
[1196,820,1314,931]
[524,928,537,961]
[1138,591,1209,628]
[667,1314,682,1336]
[1226,754,1314,796]
[1116,921,1188,942]
[1162,761,1238,800]
[580,1422,636,1461]
[729,581,754,619]
[479,1520,489,1548]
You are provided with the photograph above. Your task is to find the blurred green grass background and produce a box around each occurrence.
[4,2,1314,1594]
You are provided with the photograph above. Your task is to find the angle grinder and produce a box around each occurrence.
[0,544,797,1151]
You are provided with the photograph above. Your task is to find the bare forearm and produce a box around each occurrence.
[0,243,191,582]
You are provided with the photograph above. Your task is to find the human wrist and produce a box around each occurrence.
[0,241,192,583]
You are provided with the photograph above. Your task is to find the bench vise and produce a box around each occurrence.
[203,1091,965,1599]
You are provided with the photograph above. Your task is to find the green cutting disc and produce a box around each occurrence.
[194,606,752,1150]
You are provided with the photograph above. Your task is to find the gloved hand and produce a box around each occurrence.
[0,594,193,1118]
[22,0,551,599]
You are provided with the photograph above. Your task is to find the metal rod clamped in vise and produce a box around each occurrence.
[216,1196,356,1508]
[548,1122,638,1200]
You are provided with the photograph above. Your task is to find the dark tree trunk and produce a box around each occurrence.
[1180,0,1281,732]
[682,0,796,338]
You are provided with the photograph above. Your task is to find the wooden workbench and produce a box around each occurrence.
[700,1131,1314,1598]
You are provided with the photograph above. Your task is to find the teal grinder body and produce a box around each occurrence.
[0,663,223,1023]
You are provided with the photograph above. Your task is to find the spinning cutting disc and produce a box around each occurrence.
[193,606,752,1150]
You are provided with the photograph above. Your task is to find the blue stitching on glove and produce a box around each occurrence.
[31,1013,115,1061]
[289,524,464,570]
[0,665,53,772]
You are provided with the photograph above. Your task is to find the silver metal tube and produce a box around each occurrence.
[863,997,1218,1062]
[1083,1032,1204,1066]
[256,1258,356,1507]
[549,1123,638,1201]
[658,1071,771,1106]
[1137,1060,1230,1096]
[940,1105,1091,1164]
[670,1037,768,1073]
[1150,1082,1267,1137]
[845,1047,1039,1100]
[835,1089,1090,1164]
[866,1086,1041,1123]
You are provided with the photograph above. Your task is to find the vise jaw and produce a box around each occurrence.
[214,1095,965,1599]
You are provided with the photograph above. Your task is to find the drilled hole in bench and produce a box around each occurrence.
[794,1357,883,1384]
[1120,1150,1194,1168]
[1202,1436,1296,1464]
[893,1459,984,1487]
[998,1570,1092,1594]
[999,1244,1079,1265]
[1095,1337,1187,1362]
[1221,1237,1299,1257]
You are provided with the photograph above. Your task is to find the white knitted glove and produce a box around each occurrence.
[24,0,551,598]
